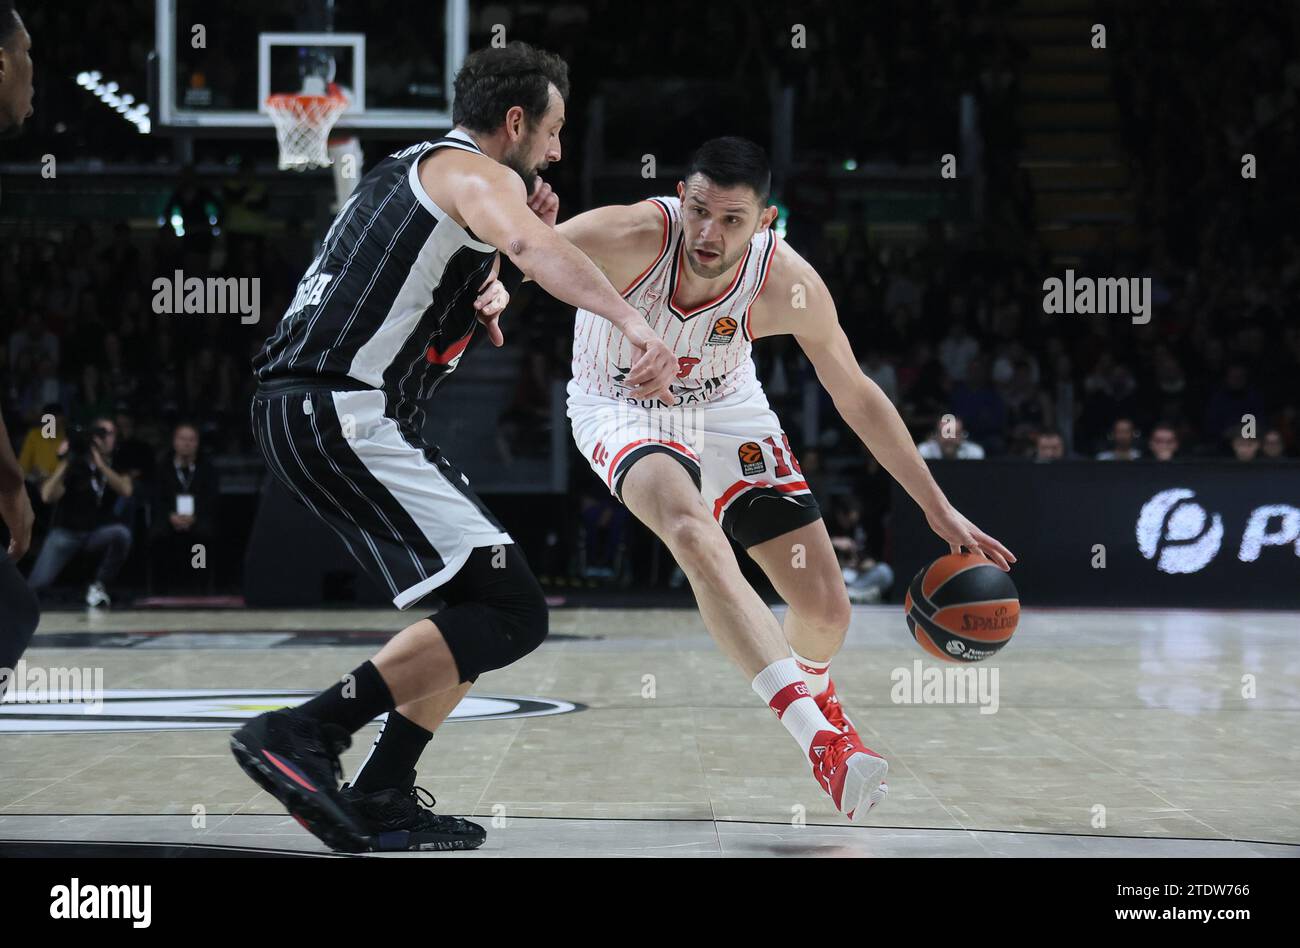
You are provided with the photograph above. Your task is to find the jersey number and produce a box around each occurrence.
[763,434,802,478]
[676,356,701,379]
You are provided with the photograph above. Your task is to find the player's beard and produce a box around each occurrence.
[502,130,544,193]
[684,243,745,279]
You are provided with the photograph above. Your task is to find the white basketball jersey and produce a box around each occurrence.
[571,196,778,405]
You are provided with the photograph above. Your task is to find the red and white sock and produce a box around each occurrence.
[752,658,837,759]
[792,650,831,697]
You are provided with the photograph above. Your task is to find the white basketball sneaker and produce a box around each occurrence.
[810,729,889,821]
[85,581,111,609]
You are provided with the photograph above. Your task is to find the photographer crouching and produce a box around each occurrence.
[29,417,135,608]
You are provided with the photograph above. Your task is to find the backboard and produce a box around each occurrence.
[152,0,468,134]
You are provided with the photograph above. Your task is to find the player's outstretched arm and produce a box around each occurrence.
[555,201,666,283]
[764,244,1016,571]
[453,165,675,401]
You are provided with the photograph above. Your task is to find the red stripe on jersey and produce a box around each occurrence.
[743,231,779,342]
[712,478,810,521]
[619,200,672,296]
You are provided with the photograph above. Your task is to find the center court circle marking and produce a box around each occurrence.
[0,689,582,733]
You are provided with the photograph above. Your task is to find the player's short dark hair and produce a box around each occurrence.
[0,1,18,48]
[452,41,569,134]
[685,137,772,205]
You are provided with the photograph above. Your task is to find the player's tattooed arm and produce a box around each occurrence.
[767,243,1016,571]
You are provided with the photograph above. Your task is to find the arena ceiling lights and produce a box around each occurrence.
[75,71,153,134]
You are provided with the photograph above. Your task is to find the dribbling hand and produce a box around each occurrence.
[924,502,1017,572]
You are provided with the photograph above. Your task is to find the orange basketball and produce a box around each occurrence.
[738,441,763,465]
[903,553,1020,663]
[712,316,738,337]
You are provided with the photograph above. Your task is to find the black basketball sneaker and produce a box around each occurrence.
[230,709,372,854]
[340,770,487,852]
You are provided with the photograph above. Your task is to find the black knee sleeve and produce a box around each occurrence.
[428,544,549,683]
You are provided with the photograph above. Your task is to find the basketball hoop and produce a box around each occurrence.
[266,88,349,171]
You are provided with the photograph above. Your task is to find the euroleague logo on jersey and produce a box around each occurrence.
[706,316,739,346]
[738,441,767,476]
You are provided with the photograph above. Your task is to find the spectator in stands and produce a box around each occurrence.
[150,422,218,593]
[17,404,64,483]
[1151,346,1188,408]
[183,346,235,422]
[1261,429,1287,459]
[11,353,67,425]
[7,310,58,371]
[28,417,135,608]
[937,318,979,383]
[75,363,116,426]
[858,349,898,405]
[1033,429,1068,463]
[918,415,985,460]
[1081,361,1143,454]
[950,355,1007,454]
[1002,358,1053,456]
[883,257,923,317]
[991,338,1039,387]
[1147,423,1180,462]
[898,341,947,432]
[100,332,138,408]
[1231,433,1261,462]
[164,164,221,273]
[826,495,894,604]
[1204,364,1266,447]
[112,410,156,484]
[1097,418,1142,461]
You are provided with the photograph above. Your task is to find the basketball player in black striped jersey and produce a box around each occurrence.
[233,42,677,852]
[550,138,1016,821]
[0,0,40,691]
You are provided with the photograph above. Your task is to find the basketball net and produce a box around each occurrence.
[267,80,350,172]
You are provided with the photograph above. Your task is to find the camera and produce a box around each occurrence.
[65,424,110,462]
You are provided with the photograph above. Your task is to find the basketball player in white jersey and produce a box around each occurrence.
[554,138,1015,820]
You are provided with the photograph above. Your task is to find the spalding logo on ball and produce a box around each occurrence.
[904,552,1019,663]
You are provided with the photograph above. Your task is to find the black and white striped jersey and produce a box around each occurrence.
[253,129,497,436]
